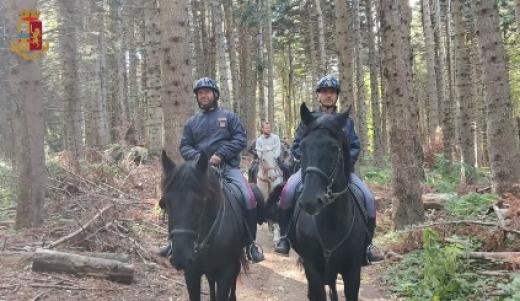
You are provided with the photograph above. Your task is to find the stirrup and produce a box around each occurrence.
[366,244,383,264]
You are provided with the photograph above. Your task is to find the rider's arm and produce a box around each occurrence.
[179,119,201,161]
[291,122,305,160]
[214,112,247,161]
[346,118,361,164]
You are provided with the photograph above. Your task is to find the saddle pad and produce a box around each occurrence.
[221,180,245,220]
[348,183,368,223]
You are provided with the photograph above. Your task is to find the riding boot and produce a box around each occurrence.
[157,240,173,257]
[365,216,384,264]
[245,208,265,263]
[274,208,292,255]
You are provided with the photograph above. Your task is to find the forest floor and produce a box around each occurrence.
[0,152,406,300]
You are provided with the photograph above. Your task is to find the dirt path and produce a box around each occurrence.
[233,224,393,301]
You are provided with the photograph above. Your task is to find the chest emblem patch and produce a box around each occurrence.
[218,118,227,128]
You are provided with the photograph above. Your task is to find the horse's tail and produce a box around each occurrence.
[251,184,265,225]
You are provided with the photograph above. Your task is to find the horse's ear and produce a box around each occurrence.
[336,105,351,127]
[300,102,314,125]
[196,151,209,172]
[161,150,176,174]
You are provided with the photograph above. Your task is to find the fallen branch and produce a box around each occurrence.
[476,270,512,277]
[29,284,128,291]
[47,204,116,249]
[409,220,520,237]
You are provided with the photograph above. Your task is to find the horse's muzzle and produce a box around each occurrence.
[298,194,325,216]
[170,253,194,270]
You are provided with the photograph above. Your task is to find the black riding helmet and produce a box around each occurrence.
[193,77,220,110]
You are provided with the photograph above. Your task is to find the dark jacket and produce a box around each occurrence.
[179,107,247,167]
[291,114,361,165]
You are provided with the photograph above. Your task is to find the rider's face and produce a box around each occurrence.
[196,88,215,107]
[317,88,338,108]
[262,124,271,135]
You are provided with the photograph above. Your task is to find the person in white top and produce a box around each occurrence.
[256,122,281,158]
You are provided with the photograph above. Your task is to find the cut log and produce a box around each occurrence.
[469,252,520,264]
[422,193,455,210]
[32,249,134,284]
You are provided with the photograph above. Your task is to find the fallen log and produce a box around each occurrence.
[32,249,134,284]
[469,252,520,264]
[0,250,130,263]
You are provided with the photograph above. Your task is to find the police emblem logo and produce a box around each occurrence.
[9,9,49,61]
[218,118,227,128]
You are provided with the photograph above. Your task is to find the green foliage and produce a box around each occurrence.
[497,273,520,301]
[358,158,392,185]
[384,229,497,301]
[425,155,488,193]
[445,192,497,218]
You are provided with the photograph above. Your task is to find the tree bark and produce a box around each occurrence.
[422,0,440,144]
[159,0,194,161]
[380,0,424,230]
[211,0,231,107]
[223,0,241,113]
[60,0,83,160]
[443,0,456,161]
[516,0,520,35]
[7,0,47,229]
[334,0,355,111]
[144,0,163,154]
[265,0,275,125]
[314,0,327,75]
[475,0,520,194]
[453,0,476,184]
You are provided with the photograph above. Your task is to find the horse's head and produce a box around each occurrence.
[257,146,283,184]
[297,103,352,215]
[161,150,215,270]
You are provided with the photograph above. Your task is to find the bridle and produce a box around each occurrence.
[256,149,283,184]
[301,128,350,207]
[164,167,226,256]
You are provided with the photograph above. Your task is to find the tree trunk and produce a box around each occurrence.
[475,0,520,194]
[380,0,424,230]
[192,0,205,78]
[60,0,83,160]
[265,0,275,125]
[108,0,129,143]
[443,0,456,161]
[223,0,241,113]
[144,0,163,154]
[159,0,194,161]
[314,0,327,75]
[353,0,367,161]
[364,0,384,166]
[211,0,231,107]
[307,0,320,92]
[257,19,266,122]
[453,0,476,184]
[516,0,520,35]
[422,0,440,144]
[334,0,355,111]
[7,0,47,229]
[433,0,453,160]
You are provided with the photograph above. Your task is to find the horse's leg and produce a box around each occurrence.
[303,260,327,301]
[185,269,202,301]
[341,266,361,301]
[328,275,339,301]
[216,260,240,301]
[207,276,216,301]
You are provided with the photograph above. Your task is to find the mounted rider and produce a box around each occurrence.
[274,75,383,264]
[158,77,264,263]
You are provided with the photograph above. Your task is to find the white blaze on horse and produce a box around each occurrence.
[256,145,284,242]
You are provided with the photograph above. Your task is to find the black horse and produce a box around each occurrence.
[266,103,367,301]
[160,151,250,301]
